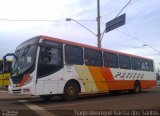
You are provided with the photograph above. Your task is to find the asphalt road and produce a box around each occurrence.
[0,86,160,116]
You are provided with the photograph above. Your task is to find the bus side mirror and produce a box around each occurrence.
[3,53,17,73]
[3,58,7,65]
[3,53,17,61]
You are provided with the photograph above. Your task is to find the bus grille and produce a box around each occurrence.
[12,89,21,94]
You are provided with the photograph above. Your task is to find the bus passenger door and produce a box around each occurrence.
[36,42,63,95]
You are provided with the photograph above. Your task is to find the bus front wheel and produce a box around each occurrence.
[63,81,79,101]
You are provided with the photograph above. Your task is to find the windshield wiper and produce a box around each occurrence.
[21,45,30,57]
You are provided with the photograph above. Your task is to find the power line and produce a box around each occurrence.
[0,18,64,22]
[102,0,140,17]
[116,29,160,52]
[100,16,160,56]
[115,0,133,18]
[100,0,134,43]
[0,18,96,22]
[116,29,150,44]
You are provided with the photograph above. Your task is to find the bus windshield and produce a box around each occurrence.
[12,45,37,76]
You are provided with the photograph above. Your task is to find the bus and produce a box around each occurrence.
[4,35,156,101]
[0,60,12,87]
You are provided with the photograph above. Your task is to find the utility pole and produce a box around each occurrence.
[67,0,102,48]
[97,0,101,48]
[158,68,160,80]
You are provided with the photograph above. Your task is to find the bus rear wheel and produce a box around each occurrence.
[63,81,79,101]
[129,81,141,94]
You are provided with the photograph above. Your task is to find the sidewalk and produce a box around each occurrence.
[0,87,38,101]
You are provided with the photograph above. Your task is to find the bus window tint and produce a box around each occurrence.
[141,59,150,71]
[119,55,131,69]
[65,45,84,65]
[149,60,154,72]
[131,57,141,70]
[103,52,118,68]
[44,47,62,65]
[38,46,63,77]
[84,48,103,66]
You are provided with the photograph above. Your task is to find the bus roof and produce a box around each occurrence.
[40,35,152,61]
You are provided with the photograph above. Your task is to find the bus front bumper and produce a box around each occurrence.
[8,85,32,95]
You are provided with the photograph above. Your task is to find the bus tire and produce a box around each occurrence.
[63,81,79,101]
[129,81,141,94]
[40,95,53,101]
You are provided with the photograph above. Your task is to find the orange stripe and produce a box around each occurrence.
[107,80,134,90]
[100,67,134,90]
[100,67,114,81]
[88,66,109,92]
[74,65,98,92]
[140,80,157,89]
[19,74,30,87]
[107,80,156,91]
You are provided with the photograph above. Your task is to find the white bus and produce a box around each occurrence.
[5,35,156,101]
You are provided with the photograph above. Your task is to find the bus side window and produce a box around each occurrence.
[39,46,61,66]
[84,48,103,66]
[65,45,84,65]
[131,57,141,70]
[119,55,131,70]
[141,59,150,71]
[38,46,63,78]
[149,60,154,72]
[103,52,118,68]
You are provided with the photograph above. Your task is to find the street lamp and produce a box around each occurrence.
[143,44,160,55]
[66,18,97,37]
[66,0,102,48]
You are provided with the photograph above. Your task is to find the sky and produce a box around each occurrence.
[0,0,160,71]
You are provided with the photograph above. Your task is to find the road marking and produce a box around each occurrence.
[43,94,138,108]
[19,100,56,116]
[44,99,113,108]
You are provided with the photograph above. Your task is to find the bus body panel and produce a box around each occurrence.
[8,58,157,95]
[7,36,157,97]
[74,65,98,92]
[9,64,156,95]
[35,68,64,95]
